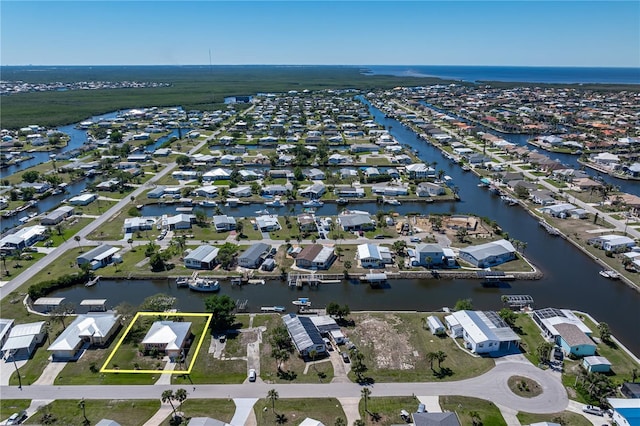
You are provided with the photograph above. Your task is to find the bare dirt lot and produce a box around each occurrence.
[349,313,417,370]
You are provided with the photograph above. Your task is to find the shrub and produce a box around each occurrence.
[28,271,89,300]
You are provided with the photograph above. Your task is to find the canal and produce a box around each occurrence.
[45,99,640,356]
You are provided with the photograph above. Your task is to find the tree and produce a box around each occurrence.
[353,421,365,426]
[74,235,82,250]
[140,293,176,312]
[469,410,482,426]
[176,155,190,166]
[50,302,74,330]
[161,390,178,419]
[597,322,611,343]
[392,240,407,255]
[536,342,554,365]
[498,308,518,328]
[435,350,447,370]
[149,252,167,272]
[326,302,341,318]
[426,351,438,371]
[455,227,468,243]
[351,350,368,381]
[174,388,188,415]
[269,324,294,371]
[454,298,473,311]
[335,246,343,260]
[267,389,279,414]
[361,387,371,413]
[22,170,40,183]
[204,294,236,332]
[335,418,347,426]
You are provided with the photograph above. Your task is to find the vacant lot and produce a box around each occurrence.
[24,399,159,426]
[347,313,494,382]
[359,396,418,426]
[254,398,345,426]
[440,396,506,426]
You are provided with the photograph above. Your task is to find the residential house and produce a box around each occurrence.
[299,183,326,199]
[295,245,336,270]
[357,243,392,268]
[194,186,219,198]
[426,316,446,336]
[184,245,219,270]
[328,154,352,165]
[339,168,359,179]
[539,203,577,218]
[0,319,13,349]
[583,356,611,373]
[228,186,252,198]
[123,216,158,233]
[0,225,47,253]
[41,206,75,226]
[532,308,595,357]
[76,244,121,270]
[416,182,446,197]
[48,313,120,359]
[166,214,196,230]
[530,190,556,205]
[255,215,281,232]
[339,213,375,232]
[364,167,381,178]
[213,215,237,232]
[406,163,436,179]
[147,186,165,198]
[588,234,635,252]
[239,170,261,181]
[607,398,640,426]
[238,243,271,269]
[142,321,192,358]
[282,314,327,357]
[459,239,516,268]
[555,323,596,357]
[220,154,242,165]
[1,321,46,359]
[305,168,326,180]
[172,170,199,180]
[413,244,445,267]
[297,214,317,232]
[68,193,97,206]
[269,170,295,180]
[443,310,520,354]
[202,168,231,181]
[412,412,461,426]
[261,185,289,196]
[350,144,379,153]
[371,184,409,196]
[333,186,365,198]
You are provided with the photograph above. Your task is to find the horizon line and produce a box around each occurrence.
[2,64,639,69]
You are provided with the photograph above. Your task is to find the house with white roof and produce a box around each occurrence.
[213,215,236,232]
[588,234,635,252]
[406,163,436,179]
[299,183,326,199]
[202,168,231,182]
[142,321,192,358]
[123,216,158,233]
[194,186,219,198]
[48,313,120,359]
[0,225,47,253]
[444,310,520,354]
[458,239,516,268]
[590,152,620,166]
[1,321,46,359]
[166,213,196,230]
[184,245,219,270]
[228,186,252,198]
[532,308,595,357]
[607,398,640,426]
[69,193,97,206]
[255,215,281,232]
[357,243,392,268]
[416,182,445,197]
[339,213,375,231]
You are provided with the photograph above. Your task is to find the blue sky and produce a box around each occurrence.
[2,1,639,67]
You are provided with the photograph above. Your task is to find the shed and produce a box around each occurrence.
[261,258,276,271]
[426,315,445,335]
[79,299,108,313]
[33,297,65,313]
[583,356,612,373]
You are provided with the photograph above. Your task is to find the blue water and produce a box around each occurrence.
[363,65,640,85]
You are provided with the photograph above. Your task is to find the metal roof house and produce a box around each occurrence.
[412,412,461,426]
[444,310,520,354]
[142,321,192,358]
[184,245,219,270]
[607,398,640,426]
[213,215,236,232]
[40,206,75,226]
[0,319,14,348]
[238,243,271,269]
[76,244,121,270]
[1,321,46,359]
[339,213,375,231]
[357,243,392,269]
[458,239,516,268]
[69,193,97,206]
[48,313,120,359]
[0,225,47,253]
[282,314,327,357]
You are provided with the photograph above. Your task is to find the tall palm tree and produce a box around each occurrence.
[267,389,279,414]
[174,388,188,415]
[435,351,447,370]
[161,390,177,418]
[426,352,438,371]
[361,387,371,413]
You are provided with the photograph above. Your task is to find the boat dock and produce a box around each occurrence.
[236,299,248,312]
[85,275,101,287]
[287,273,344,288]
[502,295,534,310]
[539,220,560,236]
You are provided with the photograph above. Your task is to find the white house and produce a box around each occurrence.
[426,315,445,336]
[444,310,520,354]
[589,234,635,252]
[255,215,281,232]
[416,182,445,197]
[357,243,392,268]
[69,193,97,206]
[48,313,120,359]
[142,321,192,358]
[458,239,516,268]
[406,163,436,179]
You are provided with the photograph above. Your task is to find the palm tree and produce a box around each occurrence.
[361,387,371,413]
[435,350,447,370]
[353,420,365,426]
[74,235,81,250]
[174,388,188,416]
[426,352,438,371]
[267,389,279,414]
[161,390,177,419]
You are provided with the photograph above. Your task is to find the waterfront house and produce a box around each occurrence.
[364,167,381,178]
[95,179,120,191]
[17,182,51,194]
[261,184,289,196]
[0,225,47,253]
[357,243,392,268]
[405,163,436,179]
[458,239,516,268]
[269,170,295,180]
[443,310,520,354]
[339,168,359,180]
[194,186,219,198]
[297,214,317,232]
[530,190,556,206]
[228,186,252,198]
[48,313,120,359]
[202,168,231,182]
[339,213,375,232]
[350,144,380,153]
[166,213,196,230]
[213,215,236,232]
[413,244,445,267]
[69,193,97,206]
[295,244,336,270]
[532,308,595,357]
[239,170,261,181]
[299,183,326,199]
[220,154,242,165]
[328,154,352,165]
[416,182,446,197]
[588,234,635,252]
[555,323,596,357]
[371,184,409,196]
[333,186,365,198]
[255,215,281,232]
[282,314,327,358]
[590,152,620,166]
[41,206,75,226]
[124,216,158,233]
[583,356,611,373]
[237,243,271,269]
[76,244,120,270]
[539,203,577,218]
[142,321,192,358]
[147,186,166,198]
[309,316,345,345]
[305,168,326,181]
[184,245,219,270]
[1,321,46,359]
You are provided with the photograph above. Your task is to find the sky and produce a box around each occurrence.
[1,1,639,67]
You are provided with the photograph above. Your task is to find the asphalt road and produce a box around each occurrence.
[0,361,568,414]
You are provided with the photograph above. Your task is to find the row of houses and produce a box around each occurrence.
[184,242,272,270]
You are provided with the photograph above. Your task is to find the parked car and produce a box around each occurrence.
[400,409,410,422]
[553,346,563,361]
[583,405,604,416]
[410,237,421,243]
[7,410,27,425]
[341,352,350,363]
[248,368,257,382]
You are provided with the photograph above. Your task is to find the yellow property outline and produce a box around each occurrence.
[100,312,213,374]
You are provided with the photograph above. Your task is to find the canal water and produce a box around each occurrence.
[44,99,640,356]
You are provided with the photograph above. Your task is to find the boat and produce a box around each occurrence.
[198,200,218,207]
[255,209,269,215]
[292,297,312,307]
[336,198,349,205]
[176,277,189,287]
[261,306,286,312]
[501,195,518,206]
[85,276,101,287]
[264,197,286,207]
[599,270,621,280]
[302,207,316,213]
[383,198,401,205]
[188,278,220,292]
[462,165,471,172]
[302,199,324,207]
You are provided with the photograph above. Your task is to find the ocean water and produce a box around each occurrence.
[362,65,640,85]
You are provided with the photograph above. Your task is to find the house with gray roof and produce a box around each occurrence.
[48,313,120,359]
[1,321,46,359]
[147,186,166,198]
[213,215,236,232]
[299,183,326,199]
[76,244,121,270]
[339,213,375,232]
[459,239,515,268]
[282,314,327,357]
[184,245,219,270]
[238,243,271,269]
[412,412,461,426]
[413,243,445,267]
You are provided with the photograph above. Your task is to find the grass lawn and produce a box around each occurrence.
[517,411,591,426]
[490,255,534,272]
[38,217,93,247]
[259,315,334,384]
[347,312,494,383]
[161,399,236,425]
[508,375,543,398]
[513,313,547,366]
[87,210,127,240]
[254,398,346,426]
[171,334,246,385]
[1,400,30,419]
[0,252,47,280]
[358,396,418,426]
[24,399,159,426]
[439,396,506,426]
[73,200,118,216]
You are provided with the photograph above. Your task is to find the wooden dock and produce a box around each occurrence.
[287,273,344,288]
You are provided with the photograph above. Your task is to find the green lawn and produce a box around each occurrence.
[358,396,418,426]
[38,217,93,247]
[517,411,591,426]
[0,400,31,420]
[347,312,494,383]
[439,396,506,426]
[161,399,236,425]
[24,399,159,426]
[254,398,346,426]
[0,251,47,280]
[513,313,547,365]
[72,200,118,216]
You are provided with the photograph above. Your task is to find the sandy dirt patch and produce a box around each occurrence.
[351,314,416,370]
